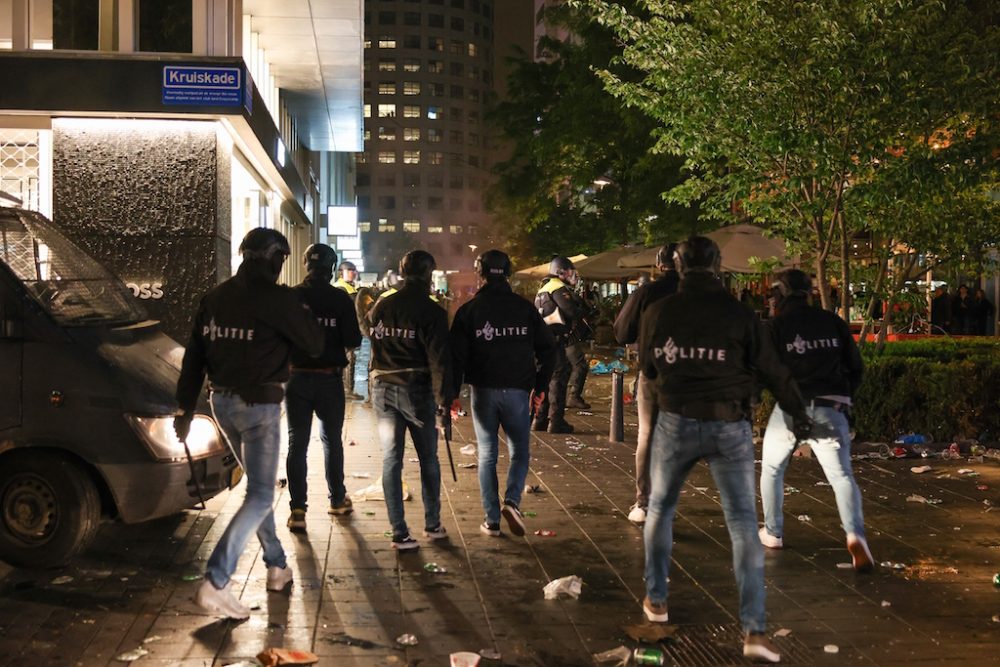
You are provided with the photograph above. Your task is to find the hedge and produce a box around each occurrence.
[756,339,1000,444]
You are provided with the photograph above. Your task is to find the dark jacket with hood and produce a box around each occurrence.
[614,270,680,345]
[177,260,324,409]
[451,280,557,394]
[290,270,363,370]
[767,296,863,401]
[638,271,806,419]
[368,279,452,405]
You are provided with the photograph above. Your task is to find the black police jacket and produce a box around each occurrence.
[638,272,806,419]
[289,272,363,370]
[613,270,680,345]
[450,280,557,394]
[535,277,584,343]
[767,297,863,400]
[368,281,452,405]
[177,260,325,410]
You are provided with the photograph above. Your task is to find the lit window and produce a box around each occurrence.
[379,81,397,95]
[403,105,421,118]
[428,226,444,233]
[428,37,444,51]
[468,43,477,56]
[450,225,463,234]
[450,40,463,55]
[378,104,397,117]
[403,150,421,164]
[364,39,372,49]
[363,129,371,141]
[427,151,444,165]
[404,128,421,141]
[428,83,445,97]
[378,37,397,48]
[428,60,444,74]
[378,126,397,141]
[379,223,397,233]
[403,81,421,95]
[428,128,443,143]
[378,151,397,163]
[364,104,372,118]
[427,106,442,119]
[360,221,372,232]
[403,58,421,72]
[403,220,421,233]
[356,152,368,164]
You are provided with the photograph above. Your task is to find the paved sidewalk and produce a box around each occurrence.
[1,376,1000,665]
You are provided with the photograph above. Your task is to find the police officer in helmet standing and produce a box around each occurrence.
[759,270,872,570]
[638,236,810,663]
[176,228,324,620]
[451,250,556,537]
[534,256,585,434]
[613,243,679,526]
[333,260,364,401]
[368,250,452,550]
[285,244,363,533]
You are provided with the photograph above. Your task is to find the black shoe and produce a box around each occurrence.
[531,419,549,432]
[501,502,526,537]
[567,395,591,409]
[548,420,574,434]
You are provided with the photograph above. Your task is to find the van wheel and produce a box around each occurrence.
[0,452,101,568]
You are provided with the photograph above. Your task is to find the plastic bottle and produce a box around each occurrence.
[633,648,666,665]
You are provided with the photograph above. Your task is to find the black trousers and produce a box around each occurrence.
[565,343,588,398]
[536,342,570,424]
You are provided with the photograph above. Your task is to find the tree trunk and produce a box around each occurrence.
[858,244,890,344]
[876,253,919,353]
[815,254,830,310]
[838,213,851,320]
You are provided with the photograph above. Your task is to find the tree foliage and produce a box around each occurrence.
[487,3,698,266]
[575,0,1000,309]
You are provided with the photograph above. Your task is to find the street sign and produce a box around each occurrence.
[162,66,242,107]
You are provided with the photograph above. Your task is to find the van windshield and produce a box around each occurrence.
[0,209,146,327]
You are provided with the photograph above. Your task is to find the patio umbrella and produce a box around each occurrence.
[573,247,647,280]
[513,254,587,281]
[617,225,796,273]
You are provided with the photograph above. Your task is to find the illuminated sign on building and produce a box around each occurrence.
[162,66,243,106]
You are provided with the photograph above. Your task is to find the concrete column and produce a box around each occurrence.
[11,0,28,51]
[117,0,134,52]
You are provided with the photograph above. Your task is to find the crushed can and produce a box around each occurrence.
[633,647,666,665]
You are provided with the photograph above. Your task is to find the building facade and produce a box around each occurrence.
[0,0,362,339]
[358,0,497,275]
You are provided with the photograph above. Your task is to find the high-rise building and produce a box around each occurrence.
[358,0,498,275]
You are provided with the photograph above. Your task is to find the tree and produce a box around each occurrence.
[576,0,1000,311]
[487,3,698,266]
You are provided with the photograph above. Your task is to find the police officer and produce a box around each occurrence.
[613,243,679,526]
[285,244,363,533]
[378,269,403,301]
[565,285,595,409]
[759,270,872,570]
[638,236,809,663]
[533,256,585,434]
[175,228,323,620]
[368,250,452,550]
[333,260,364,400]
[450,250,556,537]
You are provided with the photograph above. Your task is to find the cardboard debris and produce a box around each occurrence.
[115,648,150,662]
[774,628,792,637]
[622,623,677,642]
[910,465,932,474]
[543,575,582,600]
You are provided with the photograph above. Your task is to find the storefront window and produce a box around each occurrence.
[138,0,192,53]
[53,0,99,50]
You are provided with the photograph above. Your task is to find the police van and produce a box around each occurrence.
[0,200,239,568]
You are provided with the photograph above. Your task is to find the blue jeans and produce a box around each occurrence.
[644,412,765,634]
[372,381,442,539]
[760,404,865,539]
[471,387,531,524]
[285,371,347,510]
[207,393,287,589]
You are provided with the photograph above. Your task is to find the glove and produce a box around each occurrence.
[529,390,546,413]
[792,415,814,442]
[174,411,194,442]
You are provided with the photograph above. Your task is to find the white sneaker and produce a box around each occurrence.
[759,527,783,549]
[266,565,293,592]
[194,579,251,620]
[628,504,647,525]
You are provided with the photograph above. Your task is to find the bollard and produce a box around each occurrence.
[609,370,625,443]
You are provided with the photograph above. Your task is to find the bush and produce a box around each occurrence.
[757,339,1000,443]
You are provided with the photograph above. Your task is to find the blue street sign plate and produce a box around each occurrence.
[162,66,242,106]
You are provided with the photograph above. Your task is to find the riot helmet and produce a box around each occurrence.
[238,228,290,281]
[400,249,436,284]
[655,243,678,272]
[673,236,721,276]
[475,249,512,280]
[339,260,358,283]
[303,243,337,274]
[548,255,578,286]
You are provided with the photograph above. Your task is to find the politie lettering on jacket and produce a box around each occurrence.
[475,321,528,341]
[317,317,338,328]
[371,320,416,340]
[203,317,254,342]
[786,334,840,354]
[653,337,726,363]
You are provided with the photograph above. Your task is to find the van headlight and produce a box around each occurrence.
[125,414,226,462]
